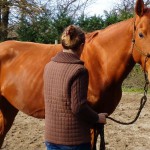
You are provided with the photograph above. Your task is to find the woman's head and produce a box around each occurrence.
[61,25,85,52]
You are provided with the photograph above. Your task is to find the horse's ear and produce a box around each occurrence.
[135,0,145,17]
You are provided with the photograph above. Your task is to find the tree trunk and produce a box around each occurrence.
[0,0,10,41]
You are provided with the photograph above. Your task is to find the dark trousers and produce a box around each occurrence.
[45,141,91,150]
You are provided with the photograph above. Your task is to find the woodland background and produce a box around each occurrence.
[0,0,150,43]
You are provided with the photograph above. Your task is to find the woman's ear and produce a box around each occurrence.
[77,43,84,57]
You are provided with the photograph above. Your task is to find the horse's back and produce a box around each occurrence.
[0,40,62,118]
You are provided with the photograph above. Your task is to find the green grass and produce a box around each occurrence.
[122,64,150,94]
[122,87,146,93]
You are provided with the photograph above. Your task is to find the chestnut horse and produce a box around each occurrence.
[0,0,149,148]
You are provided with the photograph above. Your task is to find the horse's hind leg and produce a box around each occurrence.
[0,96,18,148]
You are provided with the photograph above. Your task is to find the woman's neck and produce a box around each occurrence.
[63,49,80,57]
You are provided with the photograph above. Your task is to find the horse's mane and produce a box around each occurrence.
[84,7,150,43]
[85,31,99,42]
[85,19,132,43]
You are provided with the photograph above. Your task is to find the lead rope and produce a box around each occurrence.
[102,71,148,150]
[107,56,149,125]
[96,18,149,150]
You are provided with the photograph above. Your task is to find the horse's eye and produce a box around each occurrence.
[139,33,144,38]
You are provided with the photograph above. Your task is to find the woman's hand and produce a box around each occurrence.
[98,113,108,124]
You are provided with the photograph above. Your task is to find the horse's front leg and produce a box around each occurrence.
[91,124,106,150]
[0,96,18,148]
[91,127,99,150]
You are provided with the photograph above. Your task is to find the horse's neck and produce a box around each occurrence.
[83,18,135,103]
[103,18,135,83]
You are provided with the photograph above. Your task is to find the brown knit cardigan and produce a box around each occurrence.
[43,51,98,145]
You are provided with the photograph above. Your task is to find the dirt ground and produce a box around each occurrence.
[1,92,150,150]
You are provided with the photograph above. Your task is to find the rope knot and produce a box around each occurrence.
[132,39,135,43]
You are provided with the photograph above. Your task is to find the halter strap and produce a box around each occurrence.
[132,17,150,57]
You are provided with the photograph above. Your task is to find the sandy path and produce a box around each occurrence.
[1,93,150,150]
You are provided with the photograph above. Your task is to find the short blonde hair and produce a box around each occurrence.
[61,25,85,51]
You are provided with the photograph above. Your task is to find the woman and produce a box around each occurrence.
[43,25,107,150]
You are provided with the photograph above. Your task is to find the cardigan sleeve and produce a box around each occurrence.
[70,68,99,124]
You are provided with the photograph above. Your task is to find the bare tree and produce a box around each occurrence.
[113,0,150,15]
[0,0,44,40]
[0,0,95,41]
[43,0,94,18]
[144,0,150,5]
[0,0,10,40]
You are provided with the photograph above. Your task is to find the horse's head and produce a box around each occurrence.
[133,0,150,81]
